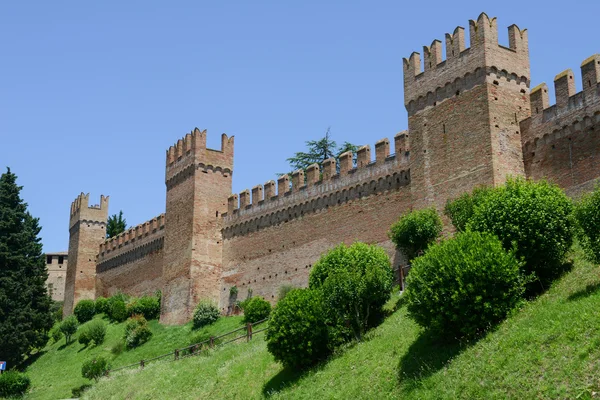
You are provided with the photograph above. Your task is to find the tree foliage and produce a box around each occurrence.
[0,370,31,397]
[81,356,109,382]
[444,186,493,232]
[124,315,152,349]
[74,299,96,323]
[106,210,127,238]
[309,242,394,342]
[241,297,271,324]
[467,177,575,292]
[405,231,526,339]
[388,208,443,261]
[284,128,359,176]
[0,168,53,366]
[192,300,220,329]
[575,185,600,263]
[60,315,79,344]
[266,288,330,369]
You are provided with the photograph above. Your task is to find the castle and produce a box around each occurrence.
[63,13,600,324]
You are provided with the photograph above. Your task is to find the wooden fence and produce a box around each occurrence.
[108,318,268,374]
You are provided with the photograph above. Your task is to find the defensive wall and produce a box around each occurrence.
[219,134,410,311]
[521,55,600,197]
[62,12,600,323]
[95,214,166,298]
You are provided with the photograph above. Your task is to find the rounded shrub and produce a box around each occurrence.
[468,177,575,290]
[388,208,443,261]
[444,186,493,232]
[193,300,220,329]
[81,356,109,382]
[126,295,160,320]
[86,320,107,346]
[74,299,96,323]
[78,329,91,346]
[309,242,394,342]
[94,297,109,315]
[51,326,63,343]
[575,185,600,263]
[266,289,329,369]
[0,370,31,397]
[59,315,79,344]
[108,298,128,323]
[242,297,271,323]
[124,315,152,349]
[405,231,525,338]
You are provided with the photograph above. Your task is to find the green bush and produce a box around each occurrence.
[59,315,79,344]
[107,298,128,323]
[193,300,220,329]
[405,231,525,339]
[74,299,96,323]
[309,242,394,342]
[444,186,493,232]
[50,301,63,322]
[266,289,330,369]
[126,295,160,320]
[110,340,125,356]
[81,356,109,382]
[50,326,63,343]
[86,320,106,345]
[388,208,443,261]
[0,370,31,397]
[124,315,152,349]
[277,285,295,301]
[78,329,91,346]
[94,297,109,315]
[575,185,600,263]
[242,297,271,324]
[468,178,575,291]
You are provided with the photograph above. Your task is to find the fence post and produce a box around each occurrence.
[247,322,253,341]
[140,360,145,369]
[210,336,214,348]
[174,349,179,360]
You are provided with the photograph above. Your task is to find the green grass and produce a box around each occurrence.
[27,245,600,399]
[23,314,244,399]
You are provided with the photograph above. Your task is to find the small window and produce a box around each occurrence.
[58,256,64,264]
[46,255,52,264]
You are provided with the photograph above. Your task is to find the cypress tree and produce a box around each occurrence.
[0,168,53,366]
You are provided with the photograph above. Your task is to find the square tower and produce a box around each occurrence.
[161,128,234,324]
[404,13,530,208]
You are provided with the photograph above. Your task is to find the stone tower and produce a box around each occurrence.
[404,13,530,208]
[161,128,234,325]
[63,193,109,316]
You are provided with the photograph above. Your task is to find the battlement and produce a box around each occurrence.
[223,133,410,223]
[403,13,529,115]
[165,128,234,185]
[69,193,109,228]
[97,214,166,268]
[521,54,600,146]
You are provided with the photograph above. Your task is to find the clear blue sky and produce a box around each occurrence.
[1,1,598,252]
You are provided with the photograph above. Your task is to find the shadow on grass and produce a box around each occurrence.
[17,350,46,371]
[567,281,600,302]
[57,340,76,351]
[397,330,469,393]
[262,366,309,397]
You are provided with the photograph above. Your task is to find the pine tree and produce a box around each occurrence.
[106,210,127,238]
[0,168,53,367]
[284,128,359,176]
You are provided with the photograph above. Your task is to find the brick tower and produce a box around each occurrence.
[404,13,530,208]
[63,193,109,316]
[161,128,234,324]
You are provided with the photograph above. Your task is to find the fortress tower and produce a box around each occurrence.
[161,128,234,324]
[404,13,530,208]
[63,193,108,316]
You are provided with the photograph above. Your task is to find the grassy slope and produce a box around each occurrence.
[24,314,244,399]
[82,246,600,400]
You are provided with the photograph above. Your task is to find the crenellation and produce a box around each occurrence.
[357,145,371,168]
[375,138,390,163]
[508,24,528,52]
[305,163,320,186]
[339,151,353,175]
[581,54,600,92]
[445,27,465,61]
[277,175,290,196]
[291,169,305,191]
[240,189,251,209]
[555,69,576,109]
[322,158,336,181]
[423,40,442,71]
[252,185,263,206]
[228,194,239,214]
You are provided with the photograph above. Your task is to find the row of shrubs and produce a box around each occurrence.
[73,291,161,324]
[389,177,600,339]
[266,242,394,368]
[192,295,273,331]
